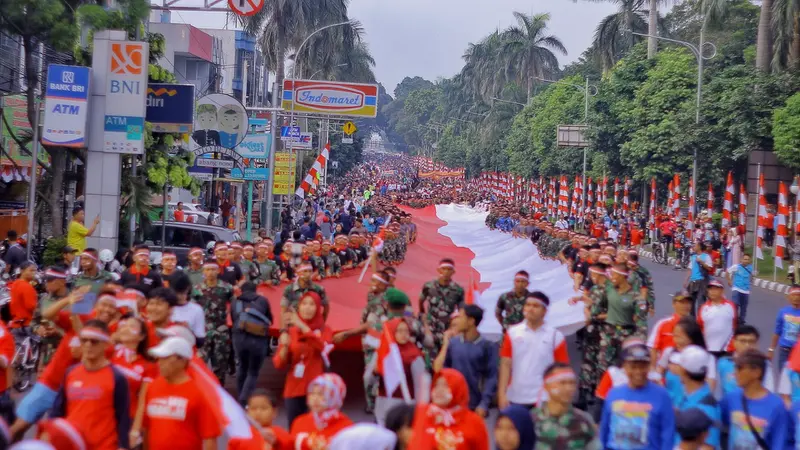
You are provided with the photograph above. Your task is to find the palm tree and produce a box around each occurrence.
[772,0,800,70]
[648,0,658,57]
[300,20,376,82]
[756,0,774,71]
[500,12,567,100]
[589,0,649,71]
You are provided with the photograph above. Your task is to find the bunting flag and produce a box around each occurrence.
[673,174,681,215]
[570,176,579,217]
[722,172,734,229]
[756,173,766,260]
[687,177,695,230]
[295,142,331,197]
[667,180,674,215]
[613,177,619,211]
[649,178,656,222]
[707,183,714,213]
[776,182,788,269]
[558,175,569,217]
[602,176,608,207]
[622,178,630,216]
[739,183,747,233]
[587,177,594,210]
[597,177,606,210]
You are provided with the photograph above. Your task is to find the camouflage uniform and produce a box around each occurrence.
[597,279,647,376]
[361,291,387,411]
[73,270,115,298]
[321,252,342,277]
[633,265,655,312]
[310,254,326,279]
[419,280,464,358]
[580,282,608,405]
[239,260,259,282]
[31,293,65,365]
[532,403,601,450]
[495,290,529,330]
[254,258,281,286]
[194,281,234,382]
[281,281,328,311]
[379,236,398,265]
[185,267,205,288]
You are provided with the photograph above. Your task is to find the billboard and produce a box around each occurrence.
[146,84,195,133]
[281,79,378,117]
[103,41,149,154]
[287,132,313,149]
[1,96,36,165]
[272,152,296,195]
[192,93,248,150]
[235,134,271,159]
[43,65,91,148]
[230,167,269,180]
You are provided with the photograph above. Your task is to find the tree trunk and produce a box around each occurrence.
[756,0,773,71]
[48,152,66,237]
[274,11,286,93]
[647,0,658,58]
[791,13,800,70]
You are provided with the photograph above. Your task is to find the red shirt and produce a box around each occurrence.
[631,229,644,245]
[59,364,129,450]
[290,413,353,450]
[111,346,158,418]
[174,210,185,222]
[647,314,682,358]
[0,323,14,392]
[39,312,87,390]
[143,376,222,450]
[9,280,38,327]
[273,326,334,398]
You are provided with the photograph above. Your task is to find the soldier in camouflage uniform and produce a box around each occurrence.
[254,242,281,285]
[597,264,647,376]
[390,223,406,263]
[580,263,610,407]
[73,248,116,301]
[378,227,397,266]
[280,264,329,319]
[193,261,235,383]
[32,267,71,365]
[419,258,465,360]
[185,247,205,288]
[628,253,655,317]
[533,364,601,450]
[495,270,530,331]
[238,244,260,282]
[319,241,342,277]
[306,240,326,280]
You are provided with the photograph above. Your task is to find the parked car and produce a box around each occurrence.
[143,221,240,264]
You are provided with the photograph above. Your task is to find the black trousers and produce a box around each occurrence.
[233,332,269,405]
[687,279,708,317]
[284,396,309,428]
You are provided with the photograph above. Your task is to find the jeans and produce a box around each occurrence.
[687,279,708,317]
[284,396,308,428]
[731,291,750,324]
[779,346,793,374]
[233,332,269,405]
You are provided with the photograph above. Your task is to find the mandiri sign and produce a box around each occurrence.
[281,79,378,118]
[146,84,195,133]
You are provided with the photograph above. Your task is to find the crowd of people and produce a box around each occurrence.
[1,152,800,450]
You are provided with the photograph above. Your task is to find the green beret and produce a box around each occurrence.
[384,287,410,306]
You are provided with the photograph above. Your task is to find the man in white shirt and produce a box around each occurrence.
[697,279,737,357]
[555,217,569,230]
[607,225,620,243]
[498,291,570,409]
[168,272,206,346]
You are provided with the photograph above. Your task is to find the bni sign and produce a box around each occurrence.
[146,84,195,133]
[103,41,149,154]
[43,65,91,148]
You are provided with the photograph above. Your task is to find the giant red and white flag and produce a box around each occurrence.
[722,172,734,229]
[649,178,656,222]
[776,182,788,269]
[707,183,714,213]
[673,174,681,215]
[687,177,695,230]
[756,173,767,260]
[739,183,747,233]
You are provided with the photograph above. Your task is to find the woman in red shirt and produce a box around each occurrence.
[408,369,489,450]
[111,316,158,420]
[290,373,353,450]
[9,261,39,328]
[273,291,333,427]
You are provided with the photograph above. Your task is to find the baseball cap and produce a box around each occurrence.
[674,345,710,375]
[707,278,724,289]
[675,408,714,441]
[148,336,193,359]
[621,342,651,362]
[157,324,197,347]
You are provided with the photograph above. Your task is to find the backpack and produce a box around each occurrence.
[233,297,272,337]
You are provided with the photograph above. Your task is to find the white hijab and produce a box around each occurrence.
[328,424,397,450]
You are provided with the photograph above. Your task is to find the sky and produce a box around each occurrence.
[162,0,618,95]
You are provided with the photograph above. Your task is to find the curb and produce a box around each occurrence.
[638,249,791,295]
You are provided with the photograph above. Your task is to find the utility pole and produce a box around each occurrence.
[26,108,39,260]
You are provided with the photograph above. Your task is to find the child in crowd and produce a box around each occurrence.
[247,389,291,450]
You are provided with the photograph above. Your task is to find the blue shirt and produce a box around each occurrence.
[443,334,498,411]
[729,264,753,293]
[718,356,774,400]
[721,390,788,450]
[600,382,675,450]
[665,370,685,406]
[675,383,721,449]
[790,400,800,449]
[690,253,713,282]
[775,306,800,348]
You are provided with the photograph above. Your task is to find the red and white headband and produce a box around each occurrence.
[79,327,110,342]
[243,245,254,250]
[80,251,97,261]
[44,269,67,279]
[611,267,629,277]
[297,264,313,272]
[544,369,576,384]
[203,262,219,269]
[790,287,800,295]
[134,249,150,257]
[439,262,455,269]
[514,274,529,281]
[189,248,204,256]
[589,267,607,276]
[525,295,548,309]
[230,243,243,249]
[372,274,389,285]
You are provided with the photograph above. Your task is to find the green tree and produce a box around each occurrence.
[773,91,800,168]
[502,12,567,99]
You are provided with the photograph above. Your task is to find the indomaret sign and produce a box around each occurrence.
[281,79,379,118]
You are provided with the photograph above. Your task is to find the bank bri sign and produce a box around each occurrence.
[43,65,91,148]
[281,79,378,118]
[145,84,195,133]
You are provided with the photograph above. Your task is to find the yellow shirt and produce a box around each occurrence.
[67,220,89,252]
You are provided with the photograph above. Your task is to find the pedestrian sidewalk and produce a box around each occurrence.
[638,249,793,295]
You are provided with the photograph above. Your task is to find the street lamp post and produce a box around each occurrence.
[491,97,526,108]
[626,31,716,221]
[532,77,598,217]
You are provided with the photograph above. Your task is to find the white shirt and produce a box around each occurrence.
[777,367,798,399]
[554,220,568,230]
[607,228,620,242]
[697,300,737,352]
[500,322,568,404]
[171,302,206,339]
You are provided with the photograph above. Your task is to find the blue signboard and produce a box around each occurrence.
[42,65,91,147]
[230,167,269,180]
[146,84,195,133]
[280,126,301,139]
[235,134,271,159]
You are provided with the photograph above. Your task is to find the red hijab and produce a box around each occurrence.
[384,318,422,365]
[408,369,472,449]
[297,291,325,331]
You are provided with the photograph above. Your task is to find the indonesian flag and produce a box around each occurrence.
[649,178,656,221]
[464,273,480,305]
[722,172,734,228]
[776,182,788,269]
[707,183,714,213]
[756,172,767,260]
[667,180,674,214]
[673,174,681,215]
[613,177,619,211]
[587,178,594,209]
[376,326,412,402]
[739,183,747,232]
[687,177,695,230]
[622,177,630,216]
